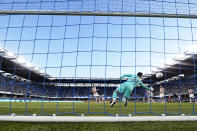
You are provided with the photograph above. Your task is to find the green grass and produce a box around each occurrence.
[0,102,197,116]
[1,102,197,130]
[1,121,197,131]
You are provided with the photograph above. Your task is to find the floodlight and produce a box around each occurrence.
[178,74,184,77]
[17,57,25,63]
[145,71,154,75]
[6,51,14,57]
[159,65,164,68]
[34,67,39,71]
[26,63,33,67]
[165,59,176,65]
[151,67,160,72]
[0,46,4,52]
[175,53,190,60]
[187,44,197,54]
[39,70,44,74]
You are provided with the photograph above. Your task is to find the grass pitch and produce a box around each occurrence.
[1,121,197,131]
[0,102,197,131]
[0,101,196,115]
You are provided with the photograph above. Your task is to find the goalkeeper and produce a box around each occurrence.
[110,72,153,107]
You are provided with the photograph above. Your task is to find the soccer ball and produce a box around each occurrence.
[156,72,163,78]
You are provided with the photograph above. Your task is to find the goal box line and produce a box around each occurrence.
[1,116,197,122]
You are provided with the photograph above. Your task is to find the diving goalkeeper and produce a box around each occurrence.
[110,72,153,107]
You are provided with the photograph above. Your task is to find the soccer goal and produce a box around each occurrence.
[0,0,197,122]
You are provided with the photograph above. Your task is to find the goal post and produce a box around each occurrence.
[0,0,197,122]
[1,116,197,122]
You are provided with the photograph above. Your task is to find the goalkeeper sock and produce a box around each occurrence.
[113,91,117,99]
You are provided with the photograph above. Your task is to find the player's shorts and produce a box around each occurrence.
[160,93,164,98]
[102,97,105,101]
[148,93,153,97]
[93,93,99,97]
[116,82,134,98]
[189,94,194,98]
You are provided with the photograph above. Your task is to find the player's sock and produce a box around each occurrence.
[112,91,117,98]
[110,98,112,104]
[123,98,128,106]
[110,98,116,107]
[110,91,118,107]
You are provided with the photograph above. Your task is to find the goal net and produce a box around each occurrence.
[0,0,197,121]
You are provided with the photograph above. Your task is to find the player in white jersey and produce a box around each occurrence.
[101,94,105,103]
[91,84,100,103]
[160,85,165,103]
[178,94,181,103]
[188,89,195,103]
[147,90,155,103]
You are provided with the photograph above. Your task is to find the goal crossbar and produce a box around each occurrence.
[0,10,197,19]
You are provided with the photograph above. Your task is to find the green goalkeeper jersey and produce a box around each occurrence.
[121,74,150,90]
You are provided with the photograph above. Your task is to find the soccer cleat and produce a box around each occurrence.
[110,100,116,107]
